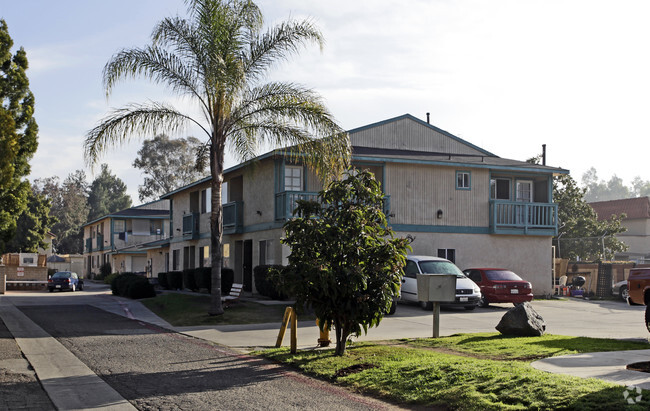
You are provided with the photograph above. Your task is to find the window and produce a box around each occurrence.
[405,260,419,278]
[222,182,229,204]
[259,240,275,265]
[490,178,510,200]
[285,166,303,191]
[172,249,180,271]
[114,219,126,233]
[201,188,212,213]
[437,248,456,263]
[150,219,162,235]
[456,171,470,190]
[516,180,533,203]
[200,245,210,268]
[223,243,230,268]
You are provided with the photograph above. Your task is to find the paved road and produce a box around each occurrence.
[1,283,406,410]
[1,283,649,410]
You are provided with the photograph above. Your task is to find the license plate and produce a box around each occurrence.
[56,285,61,288]
[460,297,468,302]
[510,289,519,294]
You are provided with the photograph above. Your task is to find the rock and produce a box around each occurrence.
[495,302,546,336]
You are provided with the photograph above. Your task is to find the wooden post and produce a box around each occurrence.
[290,307,297,354]
[432,302,441,338]
[275,307,293,347]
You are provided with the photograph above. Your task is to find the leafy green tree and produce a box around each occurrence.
[88,164,132,221]
[84,0,350,316]
[5,186,56,253]
[34,170,90,254]
[554,174,627,260]
[582,167,631,202]
[275,170,411,356]
[133,134,206,202]
[631,177,650,198]
[0,19,39,253]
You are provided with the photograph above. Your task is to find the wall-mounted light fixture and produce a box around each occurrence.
[256,210,262,216]
[388,212,395,218]
[437,209,443,219]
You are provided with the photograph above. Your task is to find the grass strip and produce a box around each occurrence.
[404,332,650,361]
[261,336,650,410]
[141,292,313,326]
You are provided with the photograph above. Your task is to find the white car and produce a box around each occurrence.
[400,255,481,310]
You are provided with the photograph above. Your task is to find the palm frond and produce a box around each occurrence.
[84,102,209,166]
[244,18,324,83]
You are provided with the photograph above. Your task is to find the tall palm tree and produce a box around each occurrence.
[84,0,350,315]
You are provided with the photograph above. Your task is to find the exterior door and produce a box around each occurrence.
[516,180,533,224]
[243,240,252,292]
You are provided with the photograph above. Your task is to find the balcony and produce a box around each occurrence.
[275,191,392,221]
[182,213,200,240]
[96,234,104,251]
[223,201,243,234]
[490,200,558,236]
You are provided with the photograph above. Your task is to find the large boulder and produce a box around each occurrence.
[496,302,546,336]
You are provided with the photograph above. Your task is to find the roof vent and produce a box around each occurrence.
[426,112,430,124]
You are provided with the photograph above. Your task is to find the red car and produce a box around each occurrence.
[463,268,533,307]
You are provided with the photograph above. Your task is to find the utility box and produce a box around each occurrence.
[417,273,456,302]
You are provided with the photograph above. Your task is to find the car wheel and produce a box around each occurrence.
[420,301,433,311]
[464,305,476,311]
[646,305,650,333]
[78,283,84,291]
[479,295,489,308]
[620,285,629,301]
[48,288,53,293]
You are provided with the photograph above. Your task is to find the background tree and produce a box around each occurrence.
[84,0,350,316]
[275,170,410,356]
[5,186,56,253]
[554,174,627,260]
[87,164,132,221]
[34,170,90,254]
[0,19,39,253]
[133,134,206,202]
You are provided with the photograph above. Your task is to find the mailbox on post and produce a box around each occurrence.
[416,273,456,302]
[416,273,457,338]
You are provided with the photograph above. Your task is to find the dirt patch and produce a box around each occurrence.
[627,361,650,373]
[334,363,377,378]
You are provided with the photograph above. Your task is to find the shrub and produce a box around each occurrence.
[254,265,287,300]
[104,273,119,286]
[157,272,169,289]
[194,267,211,291]
[182,268,198,291]
[99,262,112,280]
[167,271,183,290]
[111,272,139,296]
[126,278,156,299]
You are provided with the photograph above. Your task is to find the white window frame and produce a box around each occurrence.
[284,166,303,191]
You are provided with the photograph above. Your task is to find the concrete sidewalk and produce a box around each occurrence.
[0,299,135,410]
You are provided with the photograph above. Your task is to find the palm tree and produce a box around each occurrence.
[84,0,350,315]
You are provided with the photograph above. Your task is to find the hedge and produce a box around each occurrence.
[254,265,287,300]
[182,268,198,292]
[167,271,183,290]
[110,273,155,299]
[157,272,169,289]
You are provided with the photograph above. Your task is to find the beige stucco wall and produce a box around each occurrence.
[401,231,553,296]
[385,163,490,227]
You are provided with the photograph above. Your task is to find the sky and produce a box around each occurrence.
[3,0,650,204]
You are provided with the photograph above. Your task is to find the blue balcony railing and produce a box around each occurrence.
[223,201,243,234]
[490,200,557,235]
[182,213,200,240]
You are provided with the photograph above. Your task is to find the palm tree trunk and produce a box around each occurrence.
[208,136,225,316]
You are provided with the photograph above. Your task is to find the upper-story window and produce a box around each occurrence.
[285,166,303,191]
[490,178,511,200]
[201,187,212,213]
[114,219,126,233]
[456,171,471,190]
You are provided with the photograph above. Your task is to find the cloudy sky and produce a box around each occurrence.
[3,0,650,203]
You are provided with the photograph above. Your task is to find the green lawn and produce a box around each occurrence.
[141,292,314,326]
[261,334,650,410]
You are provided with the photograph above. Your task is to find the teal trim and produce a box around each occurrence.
[347,114,496,157]
[456,170,471,190]
[389,224,490,234]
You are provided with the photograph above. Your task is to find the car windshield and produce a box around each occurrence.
[418,261,464,278]
[52,272,71,279]
[485,270,523,281]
